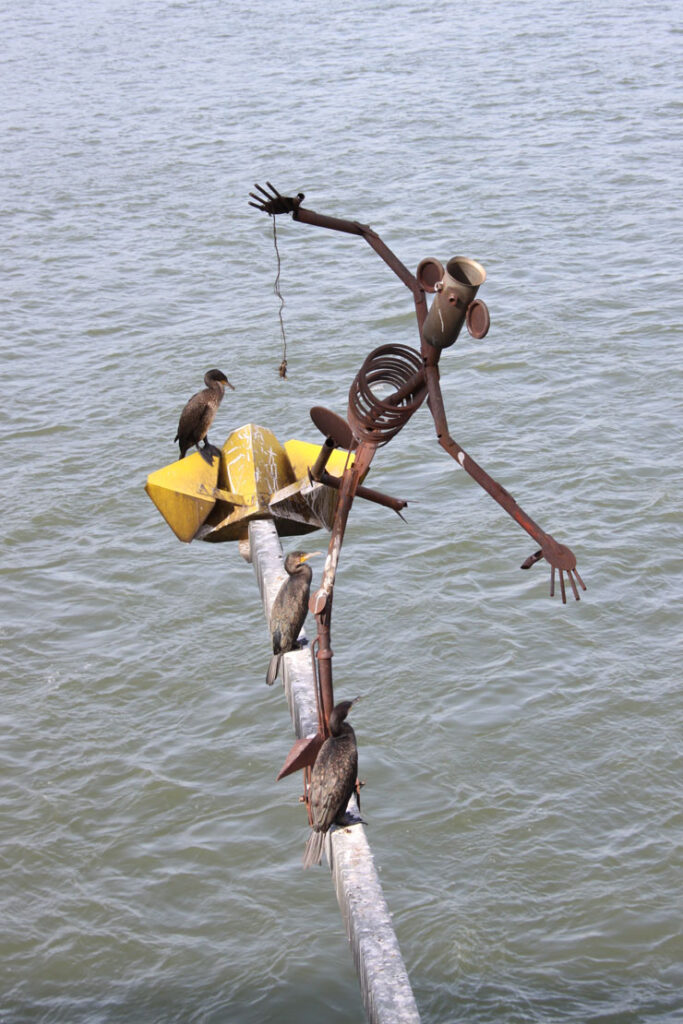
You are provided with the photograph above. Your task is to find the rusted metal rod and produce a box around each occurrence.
[292,204,429,331]
[310,443,377,727]
[309,436,335,480]
[315,469,407,514]
[424,365,548,543]
[422,363,585,601]
[293,208,415,290]
[311,444,377,613]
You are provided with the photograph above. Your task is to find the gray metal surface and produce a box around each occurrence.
[243,519,421,1024]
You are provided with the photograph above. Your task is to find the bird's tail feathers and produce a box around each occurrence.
[266,654,281,686]
[302,829,325,869]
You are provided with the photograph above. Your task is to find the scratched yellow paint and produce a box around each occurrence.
[204,424,297,542]
[145,423,355,544]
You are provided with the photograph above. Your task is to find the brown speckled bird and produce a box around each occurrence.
[266,550,321,686]
[303,698,361,869]
[175,369,234,461]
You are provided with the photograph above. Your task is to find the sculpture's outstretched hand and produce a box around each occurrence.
[521,537,586,603]
[248,181,305,216]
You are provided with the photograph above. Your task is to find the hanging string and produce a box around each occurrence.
[271,215,288,378]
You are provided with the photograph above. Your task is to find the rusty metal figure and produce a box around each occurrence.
[250,182,585,784]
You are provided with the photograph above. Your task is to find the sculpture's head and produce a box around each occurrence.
[418,256,490,349]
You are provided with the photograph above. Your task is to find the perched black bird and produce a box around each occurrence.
[266,550,320,686]
[174,369,234,461]
[303,698,361,869]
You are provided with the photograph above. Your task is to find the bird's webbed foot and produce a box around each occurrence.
[521,536,586,604]
[200,440,221,464]
[248,181,305,216]
[334,810,366,829]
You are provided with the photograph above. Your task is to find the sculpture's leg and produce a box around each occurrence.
[310,443,376,726]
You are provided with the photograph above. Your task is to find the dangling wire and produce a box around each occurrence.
[271,215,288,378]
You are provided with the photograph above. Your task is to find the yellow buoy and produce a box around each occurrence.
[145,423,356,543]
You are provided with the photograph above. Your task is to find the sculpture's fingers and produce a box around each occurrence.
[568,571,580,601]
[266,181,283,198]
[560,571,567,604]
[521,549,543,570]
[573,567,587,592]
[253,182,273,199]
[550,566,556,598]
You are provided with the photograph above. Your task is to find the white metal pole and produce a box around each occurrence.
[242,518,421,1024]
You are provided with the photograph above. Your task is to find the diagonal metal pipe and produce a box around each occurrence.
[242,519,421,1024]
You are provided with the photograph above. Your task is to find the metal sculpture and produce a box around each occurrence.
[249,182,586,795]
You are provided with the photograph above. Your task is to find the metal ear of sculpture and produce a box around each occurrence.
[418,256,490,348]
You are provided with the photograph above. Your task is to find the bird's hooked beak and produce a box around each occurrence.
[300,551,322,564]
[349,695,363,707]
[225,379,235,390]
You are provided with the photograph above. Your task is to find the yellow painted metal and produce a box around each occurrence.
[145,423,359,543]
[144,451,223,543]
[284,439,352,480]
[201,423,297,542]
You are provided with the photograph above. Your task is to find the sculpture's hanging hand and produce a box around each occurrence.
[424,364,586,604]
[248,181,305,216]
[521,538,586,603]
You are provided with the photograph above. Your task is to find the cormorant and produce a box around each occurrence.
[175,369,234,461]
[266,550,321,686]
[303,698,361,869]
